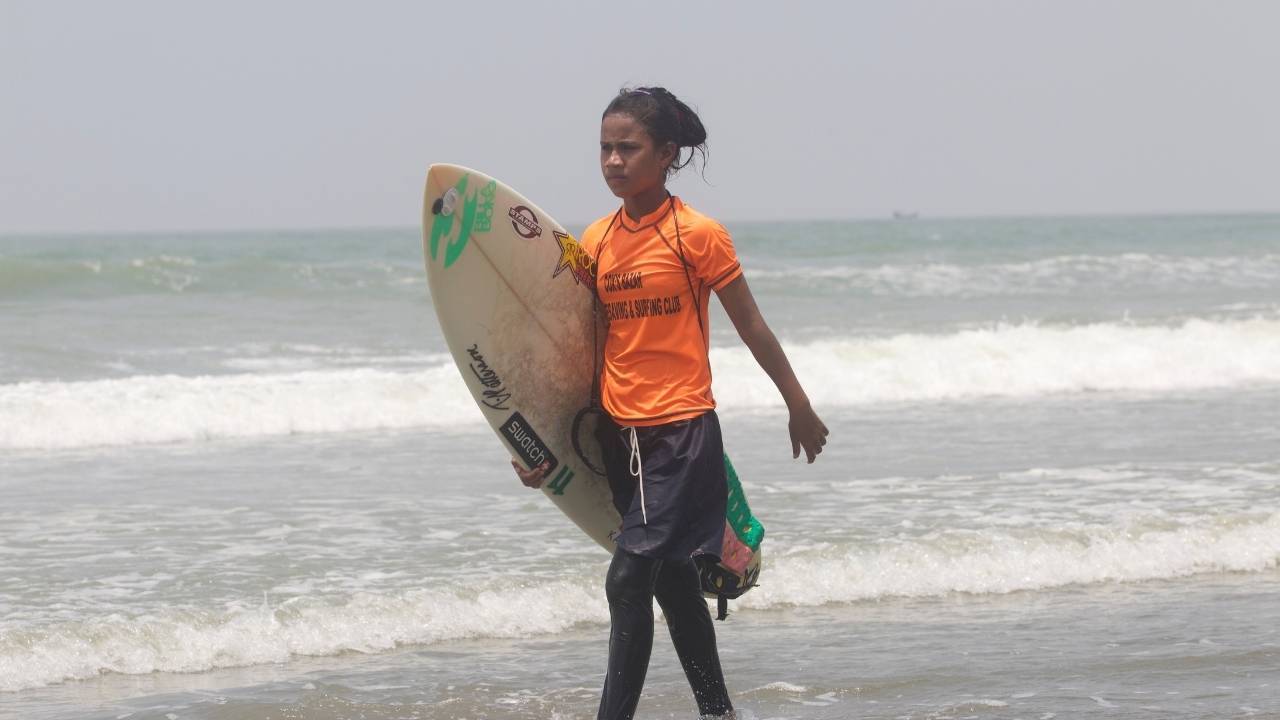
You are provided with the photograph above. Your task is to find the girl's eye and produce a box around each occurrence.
[600,143,641,154]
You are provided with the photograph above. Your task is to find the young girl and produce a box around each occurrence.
[514,86,828,720]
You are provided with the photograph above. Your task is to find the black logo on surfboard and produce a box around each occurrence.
[501,412,558,474]
[467,343,512,411]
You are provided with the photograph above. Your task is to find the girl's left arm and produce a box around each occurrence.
[716,275,830,463]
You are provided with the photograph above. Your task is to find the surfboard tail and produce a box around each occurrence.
[695,454,765,619]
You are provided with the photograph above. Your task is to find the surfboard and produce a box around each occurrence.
[421,164,761,603]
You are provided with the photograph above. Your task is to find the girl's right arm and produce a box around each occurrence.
[715,274,830,463]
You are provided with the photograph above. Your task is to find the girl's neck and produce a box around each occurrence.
[623,186,670,222]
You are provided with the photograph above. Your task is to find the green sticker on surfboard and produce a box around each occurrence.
[428,173,496,268]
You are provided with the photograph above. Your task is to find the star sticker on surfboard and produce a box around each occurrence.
[552,231,595,286]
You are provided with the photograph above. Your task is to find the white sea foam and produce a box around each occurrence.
[0,365,482,450]
[0,579,606,693]
[2,510,1275,692]
[712,315,1280,408]
[2,316,1279,449]
[740,511,1280,609]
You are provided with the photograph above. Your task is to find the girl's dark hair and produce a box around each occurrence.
[604,86,708,178]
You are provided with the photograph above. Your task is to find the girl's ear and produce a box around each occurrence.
[662,141,679,173]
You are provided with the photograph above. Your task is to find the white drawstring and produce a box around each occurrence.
[628,426,647,525]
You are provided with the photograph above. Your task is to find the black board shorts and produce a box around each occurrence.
[599,410,728,562]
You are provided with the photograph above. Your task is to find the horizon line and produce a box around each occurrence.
[3,207,1279,239]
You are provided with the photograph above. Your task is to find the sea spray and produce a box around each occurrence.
[3,509,1275,692]
[3,316,1280,449]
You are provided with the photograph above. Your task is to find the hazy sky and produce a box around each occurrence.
[3,1,1278,233]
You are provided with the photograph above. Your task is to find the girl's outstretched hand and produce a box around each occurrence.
[789,403,829,463]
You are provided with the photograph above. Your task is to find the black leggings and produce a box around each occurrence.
[597,547,733,720]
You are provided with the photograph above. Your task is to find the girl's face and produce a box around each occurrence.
[599,113,676,201]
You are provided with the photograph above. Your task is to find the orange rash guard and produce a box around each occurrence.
[580,197,743,427]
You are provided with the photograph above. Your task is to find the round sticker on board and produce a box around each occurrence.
[508,205,543,239]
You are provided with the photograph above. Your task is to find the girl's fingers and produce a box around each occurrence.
[512,460,549,488]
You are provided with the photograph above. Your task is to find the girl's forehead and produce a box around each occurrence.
[601,113,649,140]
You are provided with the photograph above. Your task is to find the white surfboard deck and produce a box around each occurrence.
[422,163,618,549]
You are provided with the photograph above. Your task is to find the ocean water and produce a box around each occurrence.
[1,214,1278,719]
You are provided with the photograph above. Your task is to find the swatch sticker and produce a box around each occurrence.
[500,412,558,474]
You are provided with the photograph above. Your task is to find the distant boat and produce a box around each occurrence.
[892,210,919,220]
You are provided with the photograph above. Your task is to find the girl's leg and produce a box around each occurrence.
[598,547,662,720]
[654,557,734,717]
